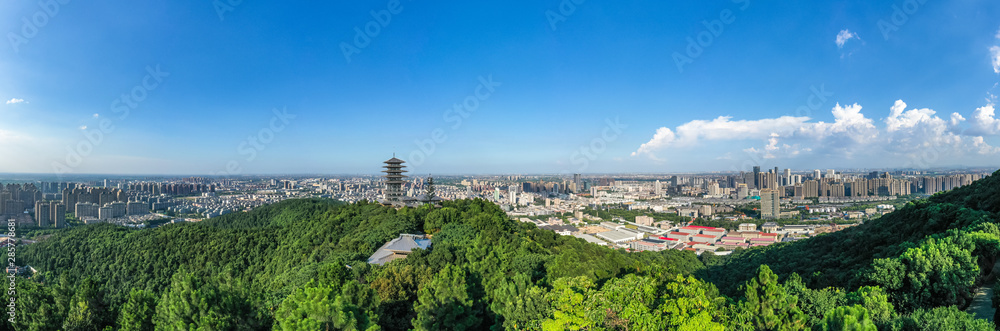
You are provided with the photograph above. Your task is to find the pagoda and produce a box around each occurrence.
[383,156,408,202]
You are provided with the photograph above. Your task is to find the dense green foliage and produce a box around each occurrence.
[8,169,1000,330]
[12,199,703,330]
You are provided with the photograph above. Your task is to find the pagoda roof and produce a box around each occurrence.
[384,157,406,164]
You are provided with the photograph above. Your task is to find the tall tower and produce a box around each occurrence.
[760,188,780,220]
[752,166,761,189]
[383,156,408,202]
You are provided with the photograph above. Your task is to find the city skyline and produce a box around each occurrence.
[2,1,1000,174]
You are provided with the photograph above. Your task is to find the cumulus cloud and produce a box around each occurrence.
[79,125,88,130]
[631,115,810,156]
[93,113,99,118]
[633,100,1000,166]
[951,113,966,126]
[969,104,1000,135]
[836,29,857,48]
[5,98,25,105]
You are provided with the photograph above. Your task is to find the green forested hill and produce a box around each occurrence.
[11,199,703,330]
[703,171,1000,298]
[8,170,1000,330]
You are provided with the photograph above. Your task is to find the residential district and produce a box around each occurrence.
[1,157,993,257]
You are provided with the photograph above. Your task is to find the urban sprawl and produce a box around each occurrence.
[1,158,993,257]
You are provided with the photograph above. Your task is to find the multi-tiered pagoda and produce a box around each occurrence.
[383,156,408,203]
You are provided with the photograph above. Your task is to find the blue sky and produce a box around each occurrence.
[1,1,999,175]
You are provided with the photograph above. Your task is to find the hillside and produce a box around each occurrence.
[12,199,702,330]
[7,171,1000,330]
[703,170,1000,311]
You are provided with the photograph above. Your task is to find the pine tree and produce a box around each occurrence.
[412,265,480,330]
[742,265,808,331]
[818,305,876,331]
[118,289,156,331]
[153,271,256,330]
[62,278,112,331]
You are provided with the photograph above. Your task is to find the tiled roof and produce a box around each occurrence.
[368,234,431,265]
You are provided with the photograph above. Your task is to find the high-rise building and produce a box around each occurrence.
[0,191,7,215]
[573,174,582,193]
[97,202,126,220]
[760,189,780,220]
[35,201,51,227]
[737,184,749,199]
[50,203,66,228]
[75,202,100,218]
[803,180,819,198]
[753,166,761,189]
[99,206,113,220]
[813,169,822,180]
[382,156,408,202]
[707,182,720,195]
[127,201,149,216]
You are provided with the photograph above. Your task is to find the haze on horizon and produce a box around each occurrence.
[1,1,1000,175]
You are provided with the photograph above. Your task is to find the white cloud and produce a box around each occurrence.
[804,103,877,141]
[93,113,99,118]
[969,104,1000,135]
[991,46,1000,74]
[885,100,942,132]
[5,98,25,105]
[631,115,810,156]
[951,112,966,126]
[995,26,1000,39]
[836,29,857,48]
[79,125,88,130]
[633,104,876,158]
[633,100,1000,166]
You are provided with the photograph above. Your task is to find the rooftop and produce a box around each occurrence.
[596,230,639,242]
[367,234,431,265]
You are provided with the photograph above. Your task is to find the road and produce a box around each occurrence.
[966,283,995,322]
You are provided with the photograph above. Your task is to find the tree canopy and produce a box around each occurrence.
[9,169,1000,330]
